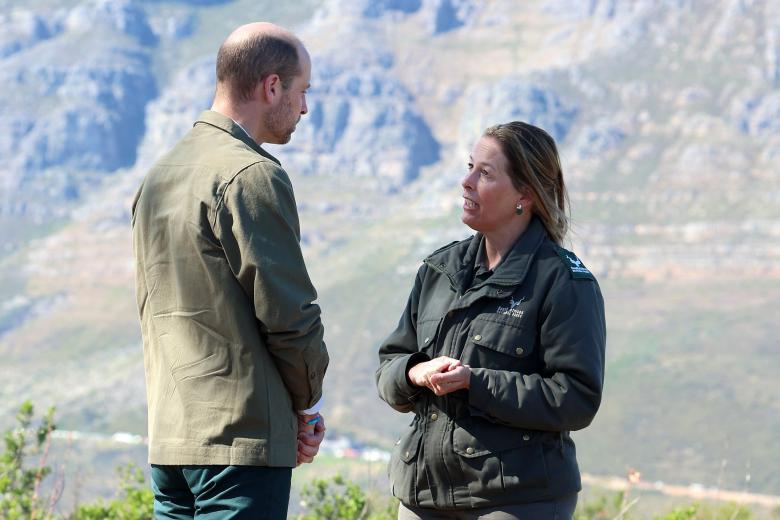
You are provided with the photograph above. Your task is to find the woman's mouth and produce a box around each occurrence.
[463,198,478,209]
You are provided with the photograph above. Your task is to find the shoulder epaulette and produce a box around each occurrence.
[554,246,595,281]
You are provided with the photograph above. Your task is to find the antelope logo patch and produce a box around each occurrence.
[497,296,525,318]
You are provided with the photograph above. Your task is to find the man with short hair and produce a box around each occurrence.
[132,22,329,519]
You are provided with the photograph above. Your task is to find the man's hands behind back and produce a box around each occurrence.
[296,413,325,466]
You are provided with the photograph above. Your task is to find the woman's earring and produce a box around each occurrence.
[515,203,524,216]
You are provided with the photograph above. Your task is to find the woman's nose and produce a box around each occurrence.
[461,170,475,190]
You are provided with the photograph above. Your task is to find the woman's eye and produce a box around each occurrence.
[467,163,473,170]
[480,169,489,176]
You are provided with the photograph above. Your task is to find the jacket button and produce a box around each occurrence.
[466,447,474,455]
[522,434,530,441]
[405,450,410,458]
[473,334,482,341]
[424,337,430,343]
[430,413,438,421]
[515,347,524,355]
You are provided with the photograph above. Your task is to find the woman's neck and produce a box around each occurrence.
[483,219,530,270]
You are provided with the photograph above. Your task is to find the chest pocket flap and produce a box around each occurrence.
[416,318,440,352]
[468,315,536,359]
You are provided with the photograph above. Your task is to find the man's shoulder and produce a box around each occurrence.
[216,158,297,216]
[189,124,269,172]
[154,124,283,181]
[225,157,292,194]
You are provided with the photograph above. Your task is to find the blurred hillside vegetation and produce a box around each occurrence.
[0,0,778,509]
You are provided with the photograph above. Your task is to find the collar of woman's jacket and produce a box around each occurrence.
[424,216,547,293]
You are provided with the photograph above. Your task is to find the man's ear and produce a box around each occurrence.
[259,74,282,103]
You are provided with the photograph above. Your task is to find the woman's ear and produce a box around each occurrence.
[518,186,535,213]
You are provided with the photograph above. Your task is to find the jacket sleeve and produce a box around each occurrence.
[214,161,328,411]
[376,265,431,413]
[468,275,606,431]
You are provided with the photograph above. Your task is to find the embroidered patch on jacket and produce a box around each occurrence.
[555,247,595,281]
[496,296,525,318]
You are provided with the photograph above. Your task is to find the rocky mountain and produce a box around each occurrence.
[0,1,157,219]
[1,0,779,503]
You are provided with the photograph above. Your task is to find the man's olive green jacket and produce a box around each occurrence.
[132,111,328,467]
[376,217,606,509]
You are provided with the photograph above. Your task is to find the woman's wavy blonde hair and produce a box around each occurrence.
[483,121,569,245]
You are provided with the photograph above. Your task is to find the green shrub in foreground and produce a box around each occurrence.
[69,464,154,520]
[0,400,56,520]
[298,474,399,520]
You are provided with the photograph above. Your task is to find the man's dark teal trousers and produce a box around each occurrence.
[151,464,292,519]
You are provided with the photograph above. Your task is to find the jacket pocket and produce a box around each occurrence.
[158,314,237,407]
[452,419,548,495]
[389,422,423,504]
[416,318,440,356]
[464,316,536,370]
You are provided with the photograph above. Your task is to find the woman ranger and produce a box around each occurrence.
[376,122,606,519]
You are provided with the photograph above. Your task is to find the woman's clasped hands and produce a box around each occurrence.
[408,356,471,396]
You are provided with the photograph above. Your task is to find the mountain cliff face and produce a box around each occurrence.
[275,44,441,190]
[0,0,158,219]
[1,0,779,497]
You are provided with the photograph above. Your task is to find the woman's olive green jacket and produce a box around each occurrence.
[376,217,606,509]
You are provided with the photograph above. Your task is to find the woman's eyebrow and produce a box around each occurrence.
[469,156,494,170]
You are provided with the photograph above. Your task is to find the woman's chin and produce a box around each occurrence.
[461,214,481,232]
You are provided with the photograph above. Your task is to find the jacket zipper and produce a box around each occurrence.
[443,318,464,507]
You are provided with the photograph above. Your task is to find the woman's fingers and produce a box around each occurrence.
[408,356,466,392]
[429,373,450,395]
[410,357,460,387]
[437,357,461,369]
[429,366,471,394]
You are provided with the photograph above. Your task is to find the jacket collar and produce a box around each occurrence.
[426,217,547,293]
[194,110,281,166]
